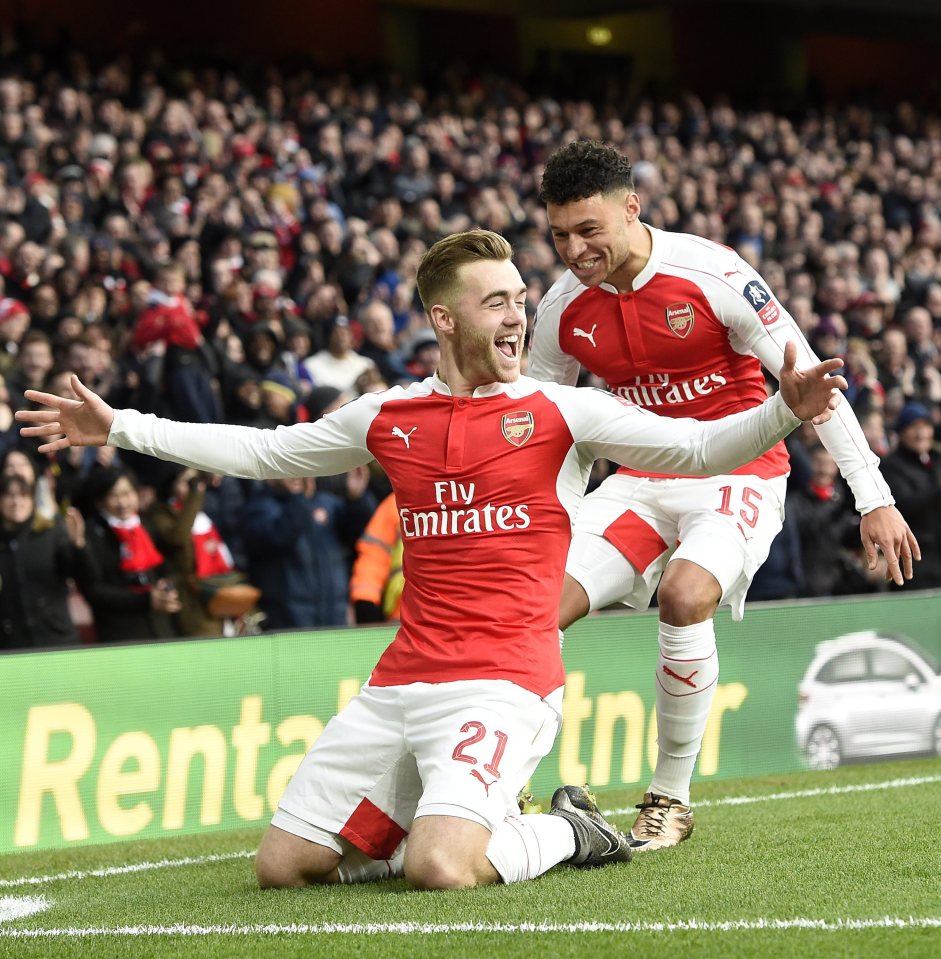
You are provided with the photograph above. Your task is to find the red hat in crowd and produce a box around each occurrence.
[0,298,29,323]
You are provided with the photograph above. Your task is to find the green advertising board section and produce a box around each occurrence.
[3,591,939,854]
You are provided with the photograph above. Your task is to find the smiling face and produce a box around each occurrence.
[436,258,526,393]
[547,190,645,292]
[99,475,140,521]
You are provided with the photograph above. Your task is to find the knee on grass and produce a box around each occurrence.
[254,831,340,889]
[404,846,495,891]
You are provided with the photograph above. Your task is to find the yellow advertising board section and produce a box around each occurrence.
[4,591,939,853]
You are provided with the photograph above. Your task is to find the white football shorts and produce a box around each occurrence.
[272,679,563,859]
[567,473,787,621]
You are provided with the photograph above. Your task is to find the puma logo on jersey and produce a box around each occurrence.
[391,426,417,448]
[572,324,597,347]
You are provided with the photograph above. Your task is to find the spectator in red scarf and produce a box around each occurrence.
[146,465,255,636]
[79,466,181,642]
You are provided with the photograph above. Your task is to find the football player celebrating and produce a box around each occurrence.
[531,141,918,852]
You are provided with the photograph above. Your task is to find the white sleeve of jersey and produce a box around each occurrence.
[107,394,381,477]
[529,290,582,386]
[711,259,894,514]
[555,385,800,477]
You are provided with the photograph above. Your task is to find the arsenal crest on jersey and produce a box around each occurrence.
[665,302,695,338]
[502,411,534,447]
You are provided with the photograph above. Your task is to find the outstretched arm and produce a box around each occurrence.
[17,375,379,479]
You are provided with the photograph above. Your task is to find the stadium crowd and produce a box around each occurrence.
[1,46,940,647]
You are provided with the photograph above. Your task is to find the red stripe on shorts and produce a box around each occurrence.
[339,798,408,859]
[602,510,669,573]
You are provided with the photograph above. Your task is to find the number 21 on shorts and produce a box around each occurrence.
[452,722,508,793]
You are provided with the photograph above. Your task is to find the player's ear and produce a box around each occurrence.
[625,192,642,223]
[429,304,454,335]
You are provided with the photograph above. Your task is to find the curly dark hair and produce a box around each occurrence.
[539,140,634,205]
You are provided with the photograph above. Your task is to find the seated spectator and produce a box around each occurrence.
[242,470,376,630]
[0,473,94,649]
[880,403,941,587]
[79,467,181,642]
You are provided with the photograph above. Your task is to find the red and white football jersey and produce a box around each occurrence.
[109,375,798,696]
[530,226,893,511]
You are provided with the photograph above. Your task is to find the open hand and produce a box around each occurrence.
[778,341,847,424]
[15,376,115,454]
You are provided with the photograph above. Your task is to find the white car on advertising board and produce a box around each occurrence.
[796,631,941,770]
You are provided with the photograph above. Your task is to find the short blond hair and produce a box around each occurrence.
[416,230,513,312]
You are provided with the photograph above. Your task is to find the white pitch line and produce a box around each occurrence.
[606,774,941,817]
[0,851,254,889]
[1,916,940,938]
[2,773,938,891]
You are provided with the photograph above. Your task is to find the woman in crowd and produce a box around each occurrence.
[79,466,181,642]
[0,473,94,648]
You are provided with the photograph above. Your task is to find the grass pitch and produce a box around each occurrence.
[1,756,938,959]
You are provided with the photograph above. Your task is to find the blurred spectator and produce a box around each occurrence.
[242,470,376,630]
[79,466,181,642]
[0,298,31,378]
[0,474,94,649]
[349,492,403,624]
[146,465,258,636]
[404,327,441,381]
[0,372,18,458]
[302,315,375,391]
[787,445,876,597]
[880,403,941,587]
[6,328,54,409]
[1,445,57,521]
[356,299,410,384]
[131,263,221,422]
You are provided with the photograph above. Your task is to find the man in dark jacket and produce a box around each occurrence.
[242,472,376,630]
[880,403,941,587]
